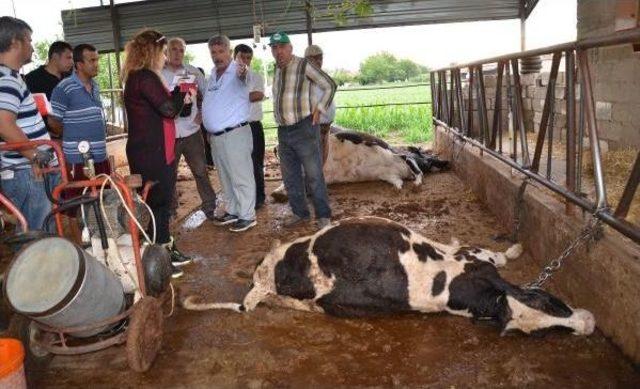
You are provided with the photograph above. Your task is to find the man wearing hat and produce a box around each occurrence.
[270,32,336,229]
[305,44,336,167]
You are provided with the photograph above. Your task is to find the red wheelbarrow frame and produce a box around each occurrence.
[1,140,164,372]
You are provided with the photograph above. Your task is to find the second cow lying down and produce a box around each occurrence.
[272,130,449,202]
[183,217,595,336]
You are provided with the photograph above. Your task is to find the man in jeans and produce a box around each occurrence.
[305,44,336,167]
[270,32,336,229]
[234,43,266,210]
[162,37,217,220]
[0,17,57,231]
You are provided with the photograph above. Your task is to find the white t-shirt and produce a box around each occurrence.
[161,64,206,138]
[202,61,250,133]
[247,70,264,122]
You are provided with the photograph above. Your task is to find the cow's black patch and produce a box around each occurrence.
[447,261,513,324]
[405,146,450,173]
[454,247,481,262]
[413,242,444,261]
[274,240,316,300]
[335,131,391,150]
[507,288,573,318]
[432,271,447,296]
[312,218,412,317]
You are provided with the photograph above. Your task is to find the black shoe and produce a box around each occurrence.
[171,265,184,279]
[254,201,265,210]
[229,219,257,232]
[204,209,217,221]
[213,213,239,226]
[164,237,193,267]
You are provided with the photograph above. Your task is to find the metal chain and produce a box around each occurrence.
[512,177,530,242]
[523,210,604,289]
[452,137,467,162]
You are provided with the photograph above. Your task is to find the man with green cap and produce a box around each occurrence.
[270,32,337,229]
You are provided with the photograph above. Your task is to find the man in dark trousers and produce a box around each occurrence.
[25,40,73,139]
[270,32,336,230]
[234,43,266,210]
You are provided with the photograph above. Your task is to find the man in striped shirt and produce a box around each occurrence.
[270,32,337,229]
[0,17,57,230]
[49,44,110,182]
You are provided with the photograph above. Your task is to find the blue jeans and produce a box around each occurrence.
[1,168,57,231]
[277,116,331,219]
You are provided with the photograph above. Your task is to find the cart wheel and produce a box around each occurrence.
[126,296,163,372]
[7,315,54,374]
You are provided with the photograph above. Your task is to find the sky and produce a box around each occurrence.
[1,0,577,73]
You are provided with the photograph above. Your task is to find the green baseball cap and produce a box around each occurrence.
[269,32,291,46]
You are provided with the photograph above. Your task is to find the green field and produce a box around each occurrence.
[262,83,432,145]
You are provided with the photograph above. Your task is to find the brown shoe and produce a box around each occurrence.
[283,214,310,228]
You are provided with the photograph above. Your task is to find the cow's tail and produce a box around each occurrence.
[504,243,523,259]
[181,295,245,312]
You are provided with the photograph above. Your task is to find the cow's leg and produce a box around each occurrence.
[241,286,270,311]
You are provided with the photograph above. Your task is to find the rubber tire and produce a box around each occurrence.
[6,315,54,385]
[126,296,163,372]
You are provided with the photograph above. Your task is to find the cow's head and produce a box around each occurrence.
[498,287,595,336]
[453,261,595,336]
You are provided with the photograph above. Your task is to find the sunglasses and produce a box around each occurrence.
[155,35,167,44]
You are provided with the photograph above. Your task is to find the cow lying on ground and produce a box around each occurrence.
[323,131,448,189]
[271,130,449,202]
[183,217,595,336]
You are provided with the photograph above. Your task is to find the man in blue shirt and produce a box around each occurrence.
[49,43,110,182]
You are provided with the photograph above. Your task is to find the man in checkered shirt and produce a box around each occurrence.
[270,32,337,230]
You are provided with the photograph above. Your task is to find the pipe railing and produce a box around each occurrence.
[431,28,640,244]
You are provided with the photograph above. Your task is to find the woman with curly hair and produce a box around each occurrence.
[122,29,196,278]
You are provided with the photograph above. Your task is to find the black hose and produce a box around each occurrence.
[90,201,109,250]
[41,195,97,232]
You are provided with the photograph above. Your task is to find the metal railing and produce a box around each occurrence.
[430,28,640,244]
[99,82,431,135]
[99,88,126,133]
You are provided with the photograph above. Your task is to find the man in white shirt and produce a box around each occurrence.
[234,43,266,210]
[162,37,217,220]
[305,44,336,167]
[202,35,256,232]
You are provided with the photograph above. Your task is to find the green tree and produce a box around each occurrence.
[184,50,195,65]
[358,52,397,85]
[358,53,429,84]
[34,39,52,65]
[250,57,275,80]
[396,59,419,81]
[331,68,355,86]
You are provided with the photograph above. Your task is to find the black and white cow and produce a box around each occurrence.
[324,131,448,189]
[271,131,448,203]
[183,217,595,336]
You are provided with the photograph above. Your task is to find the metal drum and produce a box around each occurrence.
[4,237,125,337]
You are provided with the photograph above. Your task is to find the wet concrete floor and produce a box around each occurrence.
[28,158,640,388]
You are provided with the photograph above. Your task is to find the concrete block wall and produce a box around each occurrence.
[578,0,640,149]
[458,64,631,150]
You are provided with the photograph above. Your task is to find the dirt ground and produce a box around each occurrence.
[6,151,640,388]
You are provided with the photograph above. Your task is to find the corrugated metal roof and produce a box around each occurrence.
[61,0,530,52]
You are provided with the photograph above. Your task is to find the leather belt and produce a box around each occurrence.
[212,122,248,136]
